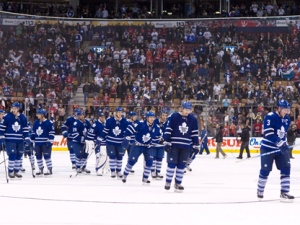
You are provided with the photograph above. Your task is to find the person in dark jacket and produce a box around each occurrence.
[212,124,227,159]
[237,124,250,159]
[287,124,297,159]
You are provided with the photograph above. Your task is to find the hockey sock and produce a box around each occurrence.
[69,149,76,165]
[151,159,157,172]
[124,161,135,176]
[280,175,290,193]
[14,154,23,172]
[75,156,81,169]
[143,160,152,179]
[175,164,185,184]
[44,155,52,170]
[166,163,176,183]
[8,154,16,173]
[37,159,44,170]
[257,170,269,193]
[109,156,116,172]
[116,156,123,172]
[156,159,163,174]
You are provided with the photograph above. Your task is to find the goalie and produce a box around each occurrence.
[86,109,109,176]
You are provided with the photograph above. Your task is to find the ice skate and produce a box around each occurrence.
[186,165,192,172]
[156,173,163,179]
[82,168,91,174]
[130,170,135,174]
[142,178,150,185]
[76,168,82,174]
[111,171,116,178]
[36,168,44,177]
[8,172,15,179]
[44,168,53,177]
[14,171,22,179]
[151,171,157,179]
[164,182,171,190]
[117,172,123,179]
[20,167,26,172]
[257,191,264,201]
[280,192,294,203]
[122,175,127,183]
[174,183,184,193]
[72,164,76,169]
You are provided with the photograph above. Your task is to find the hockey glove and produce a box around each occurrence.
[163,141,172,153]
[122,137,131,149]
[46,140,53,148]
[278,142,289,154]
[192,145,200,155]
[62,131,68,138]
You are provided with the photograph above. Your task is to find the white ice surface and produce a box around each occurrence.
[0,151,300,225]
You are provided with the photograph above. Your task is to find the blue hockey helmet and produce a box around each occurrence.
[74,108,80,114]
[182,101,192,110]
[115,106,123,112]
[146,111,155,118]
[128,111,137,117]
[37,108,47,116]
[0,109,5,114]
[11,102,20,108]
[97,109,104,117]
[76,110,84,116]
[277,100,290,109]
[161,109,168,115]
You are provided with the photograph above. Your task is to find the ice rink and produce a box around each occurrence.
[0,151,300,225]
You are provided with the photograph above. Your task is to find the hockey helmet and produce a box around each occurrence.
[97,109,104,117]
[115,106,123,112]
[161,109,168,115]
[74,108,80,114]
[128,111,137,117]
[182,101,192,110]
[11,102,20,108]
[76,110,84,116]
[146,111,155,118]
[37,108,47,116]
[0,109,5,114]
[277,100,290,109]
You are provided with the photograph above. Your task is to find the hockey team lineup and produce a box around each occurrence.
[0,100,299,205]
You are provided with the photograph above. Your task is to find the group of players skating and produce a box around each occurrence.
[0,100,296,201]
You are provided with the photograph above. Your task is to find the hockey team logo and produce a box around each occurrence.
[113,126,121,136]
[36,126,43,136]
[142,133,151,143]
[12,122,21,132]
[277,126,286,139]
[179,122,188,135]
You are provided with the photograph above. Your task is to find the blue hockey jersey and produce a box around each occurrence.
[61,116,76,139]
[86,119,106,146]
[31,119,55,146]
[125,121,162,146]
[101,116,128,146]
[0,112,29,143]
[154,118,168,133]
[164,112,199,148]
[72,119,91,144]
[261,112,290,151]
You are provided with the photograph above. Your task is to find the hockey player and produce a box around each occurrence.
[31,109,55,176]
[151,109,168,179]
[257,100,294,202]
[101,107,128,178]
[86,109,108,175]
[122,111,162,184]
[126,111,138,174]
[163,101,199,192]
[0,102,30,179]
[20,121,36,172]
[62,108,79,169]
[72,110,92,174]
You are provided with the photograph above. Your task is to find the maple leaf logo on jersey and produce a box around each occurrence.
[179,122,189,135]
[277,126,286,139]
[12,122,21,132]
[142,133,151,143]
[113,126,121,136]
[36,126,43,136]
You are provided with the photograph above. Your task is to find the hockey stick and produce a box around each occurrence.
[190,132,208,159]
[0,158,8,165]
[2,144,9,183]
[30,144,35,178]
[236,144,299,163]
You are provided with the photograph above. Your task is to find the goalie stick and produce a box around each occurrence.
[2,144,8,183]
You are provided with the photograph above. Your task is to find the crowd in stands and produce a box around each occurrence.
[1,5,300,135]
[1,1,300,19]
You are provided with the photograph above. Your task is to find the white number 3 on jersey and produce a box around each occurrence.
[267,120,270,126]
